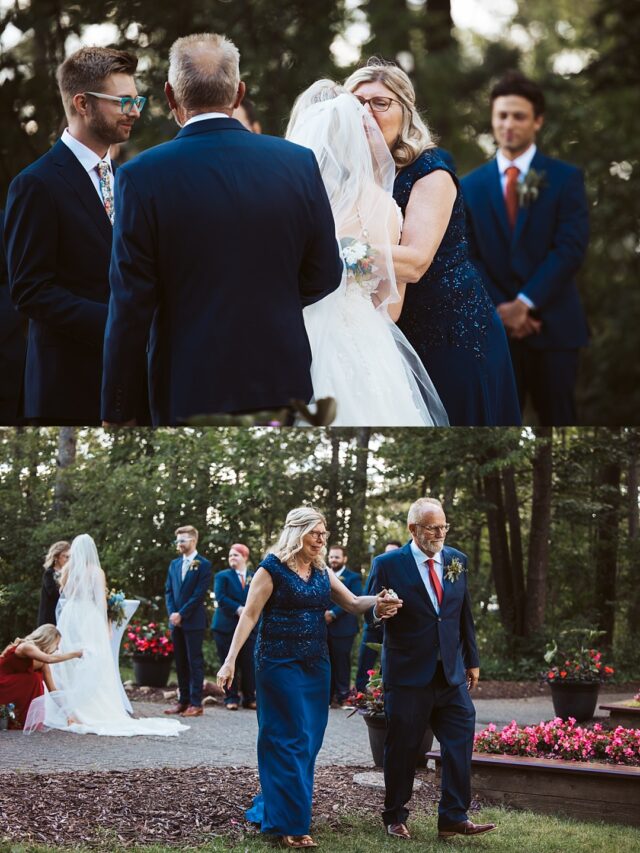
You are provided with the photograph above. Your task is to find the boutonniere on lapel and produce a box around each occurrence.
[444,558,466,584]
[517,168,546,208]
[188,559,201,572]
[245,575,252,587]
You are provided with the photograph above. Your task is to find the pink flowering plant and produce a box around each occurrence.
[123,621,174,658]
[347,666,385,718]
[474,718,640,766]
[540,628,614,684]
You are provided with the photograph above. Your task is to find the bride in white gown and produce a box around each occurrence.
[24,534,187,737]
[286,81,448,427]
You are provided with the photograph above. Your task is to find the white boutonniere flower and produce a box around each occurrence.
[516,168,546,208]
[189,559,201,572]
[445,558,466,583]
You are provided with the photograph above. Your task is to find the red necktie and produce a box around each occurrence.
[427,559,443,607]
[239,574,245,590]
[504,165,520,229]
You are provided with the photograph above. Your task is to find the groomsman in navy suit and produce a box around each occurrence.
[462,71,589,425]
[0,210,25,424]
[212,543,257,710]
[164,525,212,718]
[101,33,342,426]
[367,498,495,841]
[325,545,362,706]
[4,47,144,425]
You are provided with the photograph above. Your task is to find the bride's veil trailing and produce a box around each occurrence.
[286,81,448,426]
[61,534,107,616]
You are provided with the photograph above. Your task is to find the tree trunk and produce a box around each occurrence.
[483,469,515,633]
[594,446,622,647]
[525,427,553,636]
[326,433,341,542]
[53,427,76,514]
[422,0,455,54]
[346,429,371,570]
[501,465,525,635]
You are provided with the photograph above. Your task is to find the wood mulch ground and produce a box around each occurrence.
[127,679,640,704]
[0,765,480,847]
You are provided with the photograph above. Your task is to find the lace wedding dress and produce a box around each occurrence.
[287,85,448,426]
[24,535,187,737]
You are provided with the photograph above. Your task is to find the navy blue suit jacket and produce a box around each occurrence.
[366,543,479,688]
[461,151,589,350]
[165,555,213,631]
[4,140,113,422]
[212,567,257,636]
[0,209,25,423]
[102,118,343,425]
[327,568,362,638]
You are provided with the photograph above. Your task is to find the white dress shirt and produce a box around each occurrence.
[410,540,444,615]
[60,128,113,201]
[496,143,538,309]
[183,111,232,127]
[181,550,198,582]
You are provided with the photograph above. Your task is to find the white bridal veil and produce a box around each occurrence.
[287,83,448,426]
[24,534,186,737]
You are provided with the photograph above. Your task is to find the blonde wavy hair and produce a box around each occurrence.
[344,58,435,168]
[270,507,328,572]
[43,540,70,570]
[2,624,61,657]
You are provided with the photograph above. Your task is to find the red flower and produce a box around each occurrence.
[547,671,555,679]
[560,670,567,678]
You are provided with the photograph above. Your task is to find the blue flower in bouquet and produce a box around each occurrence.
[107,589,127,627]
[340,236,377,285]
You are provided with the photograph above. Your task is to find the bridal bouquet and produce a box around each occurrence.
[107,589,127,627]
[340,236,377,286]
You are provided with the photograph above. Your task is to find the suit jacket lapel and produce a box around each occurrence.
[487,159,511,244]
[399,544,434,614]
[512,150,546,247]
[51,139,112,245]
[440,548,452,606]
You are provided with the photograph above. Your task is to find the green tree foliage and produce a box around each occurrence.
[1,427,638,679]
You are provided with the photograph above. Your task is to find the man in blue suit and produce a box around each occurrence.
[0,210,25,424]
[462,71,589,426]
[102,33,343,426]
[212,543,257,710]
[325,545,362,706]
[367,498,495,841]
[164,524,213,718]
[4,47,144,425]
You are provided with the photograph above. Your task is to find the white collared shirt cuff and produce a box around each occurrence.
[517,292,536,309]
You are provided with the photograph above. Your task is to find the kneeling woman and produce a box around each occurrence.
[217,507,401,849]
[0,625,82,729]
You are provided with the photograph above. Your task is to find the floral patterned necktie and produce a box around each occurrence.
[96,160,114,225]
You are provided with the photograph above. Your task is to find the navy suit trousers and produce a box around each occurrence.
[509,342,579,426]
[172,626,205,707]
[328,634,355,702]
[383,664,475,827]
[212,629,256,706]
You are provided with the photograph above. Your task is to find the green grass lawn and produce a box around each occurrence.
[2,808,639,853]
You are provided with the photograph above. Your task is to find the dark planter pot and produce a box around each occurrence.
[549,680,601,722]
[132,654,173,688]
[0,718,8,731]
[363,713,434,768]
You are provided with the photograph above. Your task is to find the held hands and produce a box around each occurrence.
[497,299,541,339]
[216,660,235,691]
[466,667,480,691]
[374,588,403,619]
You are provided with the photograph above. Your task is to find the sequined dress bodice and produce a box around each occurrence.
[255,553,331,669]
[393,150,495,356]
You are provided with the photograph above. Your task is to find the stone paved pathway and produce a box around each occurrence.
[0,693,629,774]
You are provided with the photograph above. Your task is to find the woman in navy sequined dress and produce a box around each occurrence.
[345,61,521,426]
[217,507,401,849]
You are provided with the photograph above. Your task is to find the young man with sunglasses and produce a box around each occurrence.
[4,47,145,425]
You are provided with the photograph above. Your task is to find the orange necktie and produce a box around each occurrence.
[504,165,520,229]
[427,559,443,607]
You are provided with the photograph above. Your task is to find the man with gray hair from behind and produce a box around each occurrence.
[102,33,342,426]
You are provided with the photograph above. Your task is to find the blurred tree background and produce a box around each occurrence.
[1,426,638,681]
[1,0,638,422]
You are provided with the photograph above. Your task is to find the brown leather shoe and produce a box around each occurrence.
[387,823,411,840]
[181,705,203,717]
[438,820,497,838]
[244,701,257,710]
[164,703,188,715]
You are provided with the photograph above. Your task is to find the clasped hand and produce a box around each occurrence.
[375,588,403,619]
